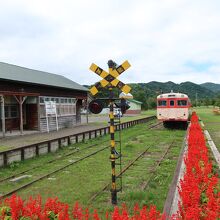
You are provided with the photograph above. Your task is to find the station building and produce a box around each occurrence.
[0,62,88,137]
[126,99,142,114]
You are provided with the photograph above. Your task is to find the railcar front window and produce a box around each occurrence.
[170,100,175,106]
[158,100,167,106]
[177,100,187,106]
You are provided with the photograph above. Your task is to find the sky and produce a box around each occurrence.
[0,0,220,85]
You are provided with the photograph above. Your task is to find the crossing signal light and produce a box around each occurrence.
[88,99,104,114]
[120,98,130,114]
[115,98,130,114]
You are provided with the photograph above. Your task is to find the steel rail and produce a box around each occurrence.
[148,121,163,129]
[0,116,157,199]
[89,140,175,203]
[88,146,152,203]
[140,141,175,190]
[0,141,108,184]
[0,117,157,183]
[0,146,109,199]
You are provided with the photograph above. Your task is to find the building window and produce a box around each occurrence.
[39,96,76,118]
[40,97,44,104]
[40,105,46,117]
[11,106,18,117]
[4,105,19,119]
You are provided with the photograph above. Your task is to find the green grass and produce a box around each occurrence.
[0,146,10,151]
[140,109,156,116]
[0,119,185,213]
[194,106,220,151]
[120,110,156,122]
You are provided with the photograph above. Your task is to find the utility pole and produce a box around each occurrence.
[196,92,198,107]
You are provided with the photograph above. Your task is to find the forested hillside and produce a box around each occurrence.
[129,81,217,109]
[86,81,220,109]
[200,82,220,93]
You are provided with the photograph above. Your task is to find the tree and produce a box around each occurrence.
[133,90,148,109]
[147,97,157,109]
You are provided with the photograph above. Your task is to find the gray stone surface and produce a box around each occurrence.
[205,130,220,169]
[0,123,105,151]
[169,138,188,216]
[24,147,36,159]
[10,175,32,182]
[7,151,21,164]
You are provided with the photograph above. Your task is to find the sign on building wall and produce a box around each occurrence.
[44,101,58,132]
[45,101,57,115]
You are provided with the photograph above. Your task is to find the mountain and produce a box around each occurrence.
[86,81,217,109]
[129,81,215,100]
[200,82,220,93]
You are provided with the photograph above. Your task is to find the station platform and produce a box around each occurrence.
[0,117,106,151]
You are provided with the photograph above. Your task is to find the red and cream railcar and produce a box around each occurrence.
[157,92,191,125]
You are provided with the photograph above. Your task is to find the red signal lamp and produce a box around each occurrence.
[88,99,104,114]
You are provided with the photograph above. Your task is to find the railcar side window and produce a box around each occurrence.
[158,100,167,106]
[177,100,187,106]
[170,100,175,106]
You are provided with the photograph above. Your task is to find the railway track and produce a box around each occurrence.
[88,146,152,203]
[148,121,163,129]
[0,141,108,183]
[0,118,157,185]
[0,126,151,198]
[0,145,109,199]
[140,141,174,190]
[89,140,175,203]
[0,117,168,200]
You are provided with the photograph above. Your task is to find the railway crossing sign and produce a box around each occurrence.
[89,60,131,95]
[89,59,131,205]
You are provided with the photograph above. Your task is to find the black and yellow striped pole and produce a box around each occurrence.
[108,61,117,204]
[109,90,117,204]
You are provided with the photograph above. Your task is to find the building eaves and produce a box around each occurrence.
[0,62,88,92]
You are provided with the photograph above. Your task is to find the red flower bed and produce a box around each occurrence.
[177,112,220,219]
[0,112,219,219]
[0,195,165,219]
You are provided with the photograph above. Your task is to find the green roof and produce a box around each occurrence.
[129,99,142,104]
[0,62,88,92]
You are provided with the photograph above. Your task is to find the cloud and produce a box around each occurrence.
[0,0,219,85]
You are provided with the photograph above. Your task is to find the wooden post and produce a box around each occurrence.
[82,133,85,142]
[1,95,6,137]
[14,95,26,135]
[37,96,41,132]
[86,98,89,124]
[67,136,71,145]
[48,142,51,153]
[19,96,23,135]
[21,148,25,160]
[58,139,61,148]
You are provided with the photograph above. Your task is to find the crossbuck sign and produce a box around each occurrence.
[89,60,131,95]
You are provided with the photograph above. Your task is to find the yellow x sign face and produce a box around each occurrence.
[89,60,131,96]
